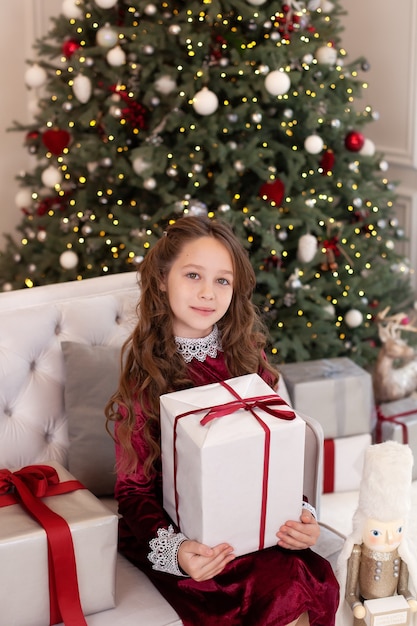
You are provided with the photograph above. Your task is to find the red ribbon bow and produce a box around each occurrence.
[375,405,412,444]
[172,380,296,551]
[0,465,87,626]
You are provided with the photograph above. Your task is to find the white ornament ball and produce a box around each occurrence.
[192,88,219,115]
[264,70,291,96]
[15,188,33,208]
[106,45,126,67]
[297,233,318,263]
[41,165,62,188]
[25,64,48,88]
[60,250,79,270]
[144,3,157,15]
[315,45,338,65]
[72,74,92,103]
[320,1,335,12]
[360,138,375,157]
[143,177,157,190]
[323,303,335,317]
[344,309,363,328]
[62,0,83,19]
[94,0,118,7]
[246,0,267,4]
[132,156,151,175]
[96,24,119,48]
[155,75,177,95]
[304,134,324,154]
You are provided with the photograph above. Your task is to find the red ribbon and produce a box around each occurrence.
[323,439,336,494]
[172,381,295,551]
[375,405,412,444]
[0,465,87,626]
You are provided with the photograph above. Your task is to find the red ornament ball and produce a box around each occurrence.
[62,39,80,58]
[259,179,285,205]
[345,130,365,152]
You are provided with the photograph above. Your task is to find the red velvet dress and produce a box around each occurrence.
[114,353,339,626]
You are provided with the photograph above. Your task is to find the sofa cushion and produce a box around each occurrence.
[62,341,120,496]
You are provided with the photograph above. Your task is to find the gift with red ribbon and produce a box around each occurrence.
[322,433,371,494]
[160,373,305,557]
[0,461,118,626]
[376,397,417,480]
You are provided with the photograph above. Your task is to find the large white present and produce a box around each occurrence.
[0,461,117,626]
[278,357,375,438]
[322,433,371,493]
[364,595,410,626]
[160,373,305,557]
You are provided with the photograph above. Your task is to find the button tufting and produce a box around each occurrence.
[30,360,37,371]
[55,324,61,335]
[3,407,12,417]
[115,314,121,324]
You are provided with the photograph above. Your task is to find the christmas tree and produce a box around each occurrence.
[1,0,414,366]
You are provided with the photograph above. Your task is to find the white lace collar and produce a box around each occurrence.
[175,325,222,363]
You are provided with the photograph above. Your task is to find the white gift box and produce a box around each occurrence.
[377,396,417,480]
[322,433,371,493]
[0,461,117,626]
[364,595,410,626]
[278,357,375,439]
[160,373,305,557]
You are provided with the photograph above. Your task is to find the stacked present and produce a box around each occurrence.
[376,395,417,480]
[278,358,375,494]
[160,373,306,557]
[0,461,117,626]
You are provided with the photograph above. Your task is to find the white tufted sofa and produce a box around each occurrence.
[0,271,344,625]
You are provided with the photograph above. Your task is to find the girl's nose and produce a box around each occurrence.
[199,281,214,299]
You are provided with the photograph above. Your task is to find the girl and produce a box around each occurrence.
[106,215,339,626]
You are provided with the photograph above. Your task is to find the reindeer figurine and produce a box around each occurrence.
[373,307,417,403]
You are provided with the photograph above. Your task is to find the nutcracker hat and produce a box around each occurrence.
[335,441,417,624]
[357,439,413,521]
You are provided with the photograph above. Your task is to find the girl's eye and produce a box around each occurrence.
[217,278,230,285]
[186,272,199,280]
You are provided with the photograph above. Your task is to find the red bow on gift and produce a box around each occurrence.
[173,381,296,551]
[0,465,87,626]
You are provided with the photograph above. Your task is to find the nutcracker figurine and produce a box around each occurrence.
[336,441,417,625]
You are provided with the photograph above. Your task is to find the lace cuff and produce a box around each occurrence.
[148,525,188,577]
[302,501,317,519]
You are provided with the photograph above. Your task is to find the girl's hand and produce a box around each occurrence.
[178,540,235,581]
[275,509,320,550]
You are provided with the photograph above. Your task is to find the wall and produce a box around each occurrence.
[1,1,416,288]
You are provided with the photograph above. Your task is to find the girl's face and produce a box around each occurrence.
[162,236,234,338]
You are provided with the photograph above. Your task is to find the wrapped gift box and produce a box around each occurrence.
[377,396,417,480]
[278,357,375,439]
[322,433,371,493]
[160,373,305,557]
[0,461,117,626]
[364,595,410,626]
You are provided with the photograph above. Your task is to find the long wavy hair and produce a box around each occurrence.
[105,215,279,478]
